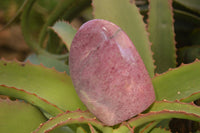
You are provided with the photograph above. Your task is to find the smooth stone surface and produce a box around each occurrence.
[69,19,155,126]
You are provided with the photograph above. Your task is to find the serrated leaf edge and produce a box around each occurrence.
[50,20,77,50]
[153,59,200,78]
[180,91,200,102]
[128,100,200,129]
[1,58,69,75]
[0,84,63,114]
[129,110,200,128]
[147,0,177,74]
[33,109,105,133]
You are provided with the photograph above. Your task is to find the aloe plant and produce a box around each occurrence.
[0,0,200,132]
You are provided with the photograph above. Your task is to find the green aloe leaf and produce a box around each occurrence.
[174,0,200,14]
[0,0,29,31]
[128,101,200,130]
[20,0,71,60]
[174,9,200,27]
[38,0,76,47]
[93,0,154,77]
[0,97,46,133]
[39,0,91,47]
[148,0,176,73]
[33,110,107,133]
[0,85,63,116]
[0,60,86,116]
[152,61,200,102]
[134,121,161,133]
[51,21,77,50]
[26,54,69,74]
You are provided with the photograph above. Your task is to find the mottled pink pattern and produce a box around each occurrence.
[69,19,155,126]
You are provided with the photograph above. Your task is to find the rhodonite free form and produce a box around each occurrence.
[69,19,155,126]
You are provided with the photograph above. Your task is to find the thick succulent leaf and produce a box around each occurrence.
[148,0,176,73]
[0,97,46,133]
[148,101,200,114]
[39,0,90,47]
[130,110,200,132]
[0,85,63,116]
[0,60,86,116]
[174,0,200,14]
[93,0,154,77]
[128,101,200,129]
[135,119,170,133]
[134,121,161,133]
[33,110,107,133]
[20,0,71,59]
[51,21,77,51]
[174,9,200,26]
[26,54,69,74]
[152,61,200,101]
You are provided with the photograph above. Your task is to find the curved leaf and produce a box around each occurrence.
[148,0,176,73]
[135,121,160,133]
[51,21,77,50]
[152,61,200,101]
[128,101,200,130]
[39,0,91,47]
[33,110,106,133]
[93,0,154,77]
[148,101,200,114]
[21,0,40,53]
[0,85,63,116]
[26,54,69,74]
[20,0,72,60]
[0,60,86,115]
[174,9,200,26]
[174,0,200,14]
[129,111,200,130]
[0,97,46,133]
[0,0,29,31]
[181,91,200,103]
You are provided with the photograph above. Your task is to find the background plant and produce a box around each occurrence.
[0,0,200,132]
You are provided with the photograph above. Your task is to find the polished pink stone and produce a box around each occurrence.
[69,19,155,126]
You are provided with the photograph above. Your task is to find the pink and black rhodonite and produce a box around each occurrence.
[69,19,155,126]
